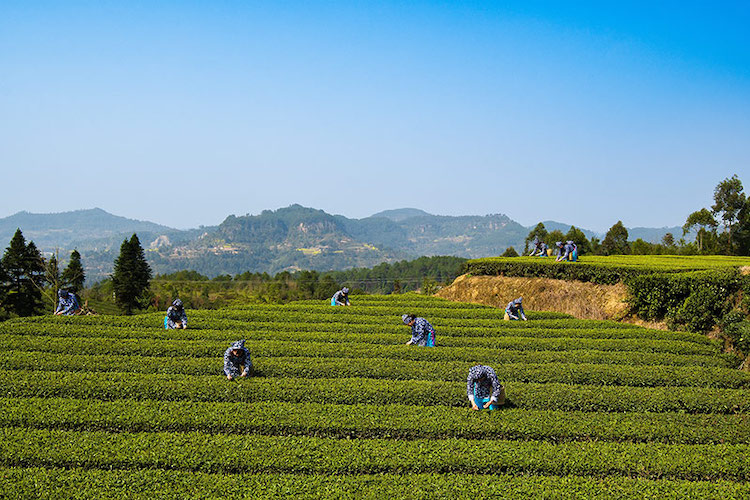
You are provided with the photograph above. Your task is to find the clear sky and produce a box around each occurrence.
[1,1,749,232]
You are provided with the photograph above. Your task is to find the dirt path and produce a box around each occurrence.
[437,274,630,321]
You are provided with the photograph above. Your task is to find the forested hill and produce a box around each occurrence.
[163,205,528,275]
[0,208,175,248]
[1,205,683,280]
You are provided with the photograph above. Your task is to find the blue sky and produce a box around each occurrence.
[1,1,748,231]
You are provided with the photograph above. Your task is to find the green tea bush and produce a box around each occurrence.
[627,269,743,333]
[1,292,747,496]
[3,468,749,500]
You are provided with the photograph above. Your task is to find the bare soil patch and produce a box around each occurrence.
[437,274,630,321]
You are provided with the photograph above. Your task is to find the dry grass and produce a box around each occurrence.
[437,274,630,321]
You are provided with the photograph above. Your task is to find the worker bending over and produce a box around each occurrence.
[54,289,81,315]
[467,364,505,411]
[164,299,188,329]
[331,287,351,306]
[528,238,549,257]
[556,241,578,262]
[224,339,252,381]
[402,314,436,347]
[505,297,527,321]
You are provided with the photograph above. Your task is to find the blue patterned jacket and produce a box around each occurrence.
[466,365,503,404]
[505,299,526,320]
[55,292,80,315]
[165,305,188,329]
[410,317,436,346]
[223,340,252,377]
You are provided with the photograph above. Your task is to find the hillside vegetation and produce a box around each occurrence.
[461,255,750,362]
[1,294,749,497]
[465,255,750,284]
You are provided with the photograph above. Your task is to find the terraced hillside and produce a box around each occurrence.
[1,294,749,498]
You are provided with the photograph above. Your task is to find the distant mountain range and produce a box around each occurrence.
[0,206,685,281]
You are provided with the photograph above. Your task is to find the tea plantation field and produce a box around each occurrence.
[1,294,750,498]
[466,254,750,284]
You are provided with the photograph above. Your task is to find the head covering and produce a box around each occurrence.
[517,297,522,303]
[555,241,563,247]
[402,314,412,325]
[172,299,183,309]
[58,289,68,298]
[230,339,246,350]
[342,287,349,294]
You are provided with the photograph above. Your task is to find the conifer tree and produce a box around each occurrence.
[111,234,152,315]
[62,249,86,291]
[1,229,45,316]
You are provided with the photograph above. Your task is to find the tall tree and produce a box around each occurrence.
[682,208,718,253]
[40,251,62,312]
[661,233,675,248]
[547,230,565,247]
[1,229,45,316]
[734,201,750,256]
[61,249,86,291]
[111,234,152,315]
[712,175,746,252]
[524,223,548,254]
[600,221,630,255]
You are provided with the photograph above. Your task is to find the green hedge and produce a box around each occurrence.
[0,320,714,346]
[3,371,749,413]
[5,351,747,388]
[464,255,750,285]
[2,428,749,480]
[1,333,718,357]
[3,336,731,368]
[464,258,664,284]
[3,468,750,500]
[627,269,745,332]
[5,397,750,445]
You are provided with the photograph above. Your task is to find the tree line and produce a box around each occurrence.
[518,175,750,257]
[0,229,85,319]
[4,174,750,318]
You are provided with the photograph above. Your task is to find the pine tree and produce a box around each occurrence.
[62,249,86,291]
[111,234,152,315]
[1,229,45,316]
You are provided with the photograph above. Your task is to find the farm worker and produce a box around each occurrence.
[402,314,436,347]
[467,364,505,411]
[54,289,81,315]
[556,241,578,262]
[527,237,542,256]
[534,241,549,257]
[528,238,549,257]
[504,297,527,321]
[164,299,188,329]
[224,339,252,381]
[331,287,351,306]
